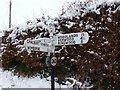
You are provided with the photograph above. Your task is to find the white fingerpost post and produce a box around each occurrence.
[50,31,55,90]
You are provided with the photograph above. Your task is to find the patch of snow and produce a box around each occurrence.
[88,31,93,33]
[0,68,68,89]
[104,64,108,68]
[104,41,109,44]
[61,57,65,60]
[107,17,112,22]
[79,23,83,27]
[65,21,75,29]
[71,59,75,61]
[88,51,94,54]
[66,77,77,88]
[112,5,120,13]
[85,24,95,30]
[95,8,101,14]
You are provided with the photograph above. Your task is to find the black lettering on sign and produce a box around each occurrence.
[41,43,49,47]
[74,34,78,37]
[57,34,79,45]
[65,35,68,38]
[68,34,78,38]
[73,41,75,44]
[27,46,41,51]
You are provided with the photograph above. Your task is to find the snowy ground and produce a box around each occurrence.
[0,67,93,90]
[0,68,69,90]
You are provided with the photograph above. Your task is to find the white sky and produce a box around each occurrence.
[0,0,73,30]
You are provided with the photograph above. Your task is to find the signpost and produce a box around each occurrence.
[24,38,55,53]
[24,32,89,47]
[24,31,89,90]
[24,38,50,45]
[24,42,55,53]
[55,32,89,45]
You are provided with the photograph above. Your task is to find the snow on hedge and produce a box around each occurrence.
[61,0,120,18]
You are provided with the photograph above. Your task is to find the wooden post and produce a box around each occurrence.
[9,0,12,28]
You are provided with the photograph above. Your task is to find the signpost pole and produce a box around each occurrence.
[50,31,55,90]
[46,50,55,90]
[49,30,55,90]
[51,64,55,90]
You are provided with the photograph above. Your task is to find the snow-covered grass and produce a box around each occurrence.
[0,68,68,89]
[0,67,93,89]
